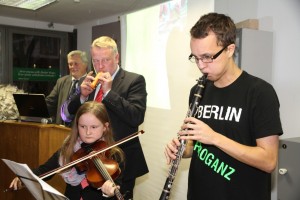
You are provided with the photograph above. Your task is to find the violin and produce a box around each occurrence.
[71,140,124,199]
[5,130,145,199]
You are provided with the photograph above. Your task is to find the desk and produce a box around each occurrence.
[0,120,70,200]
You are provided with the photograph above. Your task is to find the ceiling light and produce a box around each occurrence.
[0,0,57,11]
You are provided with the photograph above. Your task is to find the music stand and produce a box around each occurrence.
[2,159,68,200]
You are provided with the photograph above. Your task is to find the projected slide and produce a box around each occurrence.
[125,0,187,109]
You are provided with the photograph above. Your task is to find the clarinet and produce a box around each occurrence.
[159,74,207,200]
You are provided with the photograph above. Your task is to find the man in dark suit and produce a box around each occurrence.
[61,36,148,200]
[46,50,88,125]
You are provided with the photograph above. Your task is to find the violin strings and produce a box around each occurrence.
[92,156,123,199]
[93,156,113,181]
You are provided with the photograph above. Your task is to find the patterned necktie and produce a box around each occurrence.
[70,79,78,96]
[95,87,103,102]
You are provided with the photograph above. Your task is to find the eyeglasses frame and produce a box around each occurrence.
[189,45,229,64]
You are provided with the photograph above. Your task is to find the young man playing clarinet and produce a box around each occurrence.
[164,12,283,200]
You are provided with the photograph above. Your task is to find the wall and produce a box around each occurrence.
[258,0,300,139]
[0,16,74,32]
[75,16,120,64]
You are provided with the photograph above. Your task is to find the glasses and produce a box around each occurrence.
[189,45,228,64]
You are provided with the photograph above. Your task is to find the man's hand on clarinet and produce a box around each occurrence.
[164,137,181,164]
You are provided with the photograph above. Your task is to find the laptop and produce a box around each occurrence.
[13,93,52,123]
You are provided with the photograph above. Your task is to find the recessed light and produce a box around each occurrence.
[0,0,57,11]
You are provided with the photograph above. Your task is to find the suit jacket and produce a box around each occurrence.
[66,68,149,181]
[46,75,84,124]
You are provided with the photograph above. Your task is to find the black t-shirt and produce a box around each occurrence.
[187,71,283,200]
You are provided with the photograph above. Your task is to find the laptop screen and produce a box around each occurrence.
[13,93,52,123]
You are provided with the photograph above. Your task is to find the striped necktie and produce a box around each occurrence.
[95,87,103,102]
[70,79,79,95]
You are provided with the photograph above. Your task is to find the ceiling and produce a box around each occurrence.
[0,0,170,25]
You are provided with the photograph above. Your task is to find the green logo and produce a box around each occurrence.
[194,141,236,181]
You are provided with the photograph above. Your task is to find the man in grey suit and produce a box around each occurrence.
[61,36,148,200]
[46,50,88,125]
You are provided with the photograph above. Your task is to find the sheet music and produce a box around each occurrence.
[2,159,68,200]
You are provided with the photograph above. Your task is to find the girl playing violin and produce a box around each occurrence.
[10,101,125,199]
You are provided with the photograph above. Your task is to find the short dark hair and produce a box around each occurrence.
[190,12,236,47]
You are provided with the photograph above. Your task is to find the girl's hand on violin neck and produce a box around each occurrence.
[9,177,24,191]
[101,180,118,197]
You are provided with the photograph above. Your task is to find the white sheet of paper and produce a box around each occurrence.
[2,159,68,200]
